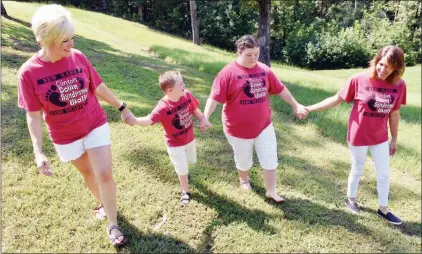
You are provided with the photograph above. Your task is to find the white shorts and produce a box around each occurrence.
[166,140,197,176]
[53,123,111,162]
[225,123,278,171]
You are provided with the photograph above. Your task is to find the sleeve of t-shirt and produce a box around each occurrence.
[188,92,200,112]
[337,76,357,103]
[80,52,103,93]
[149,101,165,124]
[17,70,42,111]
[267,69,285,95]
[210,69,230,103]
[392,80,407,110]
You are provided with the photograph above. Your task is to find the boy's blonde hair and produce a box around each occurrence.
[31,4,74,47]
[159,71,180,91]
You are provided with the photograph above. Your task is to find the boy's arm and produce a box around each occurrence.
[193,108,211,133]
[126,116,153,126]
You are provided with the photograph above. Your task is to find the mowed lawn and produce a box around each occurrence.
[2,1,421,253]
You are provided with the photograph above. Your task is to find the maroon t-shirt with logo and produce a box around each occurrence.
[149,90,200,147]
[18,49,107,145]
[338,72,407,146]
[210,61,285,139]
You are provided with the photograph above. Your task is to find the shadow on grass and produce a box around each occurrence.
[3,14,31,27]
[251,183,374,236]
[400,104,421,124]
[1,17,38,52]
[150,45,229,76]
[191,179,277,234]
[359,207,421,237]
[117,214,196,253]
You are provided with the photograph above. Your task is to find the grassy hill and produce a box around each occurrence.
[2,1,421,253]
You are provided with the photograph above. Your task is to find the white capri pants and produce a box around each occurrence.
[347,141,390,207]
[53,123,112,162]
[225,123,278,171]
[166,140,197,176]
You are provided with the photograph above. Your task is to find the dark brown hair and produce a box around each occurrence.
[368,45,405,84]
[235,35,260,53]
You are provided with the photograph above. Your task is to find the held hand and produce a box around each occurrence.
[121,108,135,125]
[304,106,311,113]
[125,116,138,126]
[199,118,212,133]
[294,104,308,120]
[35,152,53,176]
[389,140,397,156]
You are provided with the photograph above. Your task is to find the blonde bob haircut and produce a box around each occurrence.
[368,45,405,85]
[31,4,74,47]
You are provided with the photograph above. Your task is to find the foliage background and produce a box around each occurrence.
[21,0,422,69]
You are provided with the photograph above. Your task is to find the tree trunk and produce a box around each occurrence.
[1,2,8,16]
[354,0,358,19]
[102,0,108,12]
[258,0,271,67]
[137,5,144,22]
[190,0,200,45]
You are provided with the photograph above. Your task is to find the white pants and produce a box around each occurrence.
[347,141,390,207]
[166,140,197,176]
[225,123,278,171]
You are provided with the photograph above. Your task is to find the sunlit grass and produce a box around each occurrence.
[2,1,421,253]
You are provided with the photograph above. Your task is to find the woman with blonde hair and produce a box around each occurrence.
[18,4,133,246]
[305,45,407,225]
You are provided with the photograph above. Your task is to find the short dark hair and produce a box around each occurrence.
[235,35,260,53]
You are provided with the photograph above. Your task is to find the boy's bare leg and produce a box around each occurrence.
[178,174,190,193]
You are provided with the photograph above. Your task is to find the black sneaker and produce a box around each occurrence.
[377,210,402,225]
[345,198,361,214]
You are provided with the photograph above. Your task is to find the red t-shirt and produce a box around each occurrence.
[211,61,285,138]
[338,72,407,146]
[18,49,107,145]
[149,90,200,147]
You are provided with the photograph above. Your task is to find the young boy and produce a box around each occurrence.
[126,71,210,204]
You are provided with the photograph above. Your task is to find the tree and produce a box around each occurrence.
[257,0,271,67]
[1,2,8,16]
[102,0,109,12]
[190,0,200,45]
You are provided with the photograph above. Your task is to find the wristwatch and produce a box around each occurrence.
[118,102,127,112]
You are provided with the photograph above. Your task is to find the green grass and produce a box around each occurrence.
[2,1,421,253]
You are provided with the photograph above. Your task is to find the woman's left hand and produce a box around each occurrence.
[389,140,397,156]
[120,108,135,124]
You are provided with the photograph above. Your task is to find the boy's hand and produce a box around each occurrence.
[199,118,211,133]
[294,104,308,120]
[125,116,138,126]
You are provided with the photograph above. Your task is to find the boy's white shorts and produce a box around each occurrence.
[53,123,111,162]
[225,123,278,171]
[166,140,197,176]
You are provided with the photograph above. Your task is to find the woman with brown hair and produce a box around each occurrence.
[305,45,407,225]
[204,35,307,203]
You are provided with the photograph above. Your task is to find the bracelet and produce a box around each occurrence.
[118,102,127,112]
